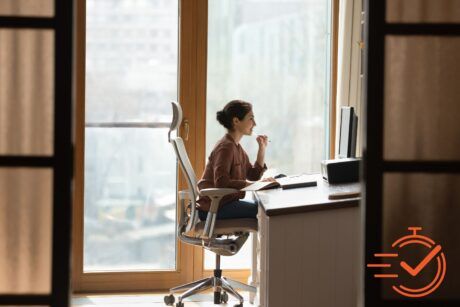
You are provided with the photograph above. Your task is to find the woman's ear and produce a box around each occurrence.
[232,117,240,126]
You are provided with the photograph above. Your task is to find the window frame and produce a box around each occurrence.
[73,0,197,292]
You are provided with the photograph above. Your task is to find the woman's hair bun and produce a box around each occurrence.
[216,110,231,129]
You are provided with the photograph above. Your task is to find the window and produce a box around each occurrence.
[205,0,332,269]
[74,0,336,291]
[84,0,178,272]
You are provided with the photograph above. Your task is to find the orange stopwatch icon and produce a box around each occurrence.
[367,227,447,298]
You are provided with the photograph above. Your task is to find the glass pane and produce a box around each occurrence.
[0,29,54,155]
[387,0,460,23]
[83,128,177,271]
[207,0,330,175]
[382,174,460,300]
[206,0,331,269]
[84,0,179,272]
[0,0,53,16]
[0,168,52,294]
[384,36,460,160]
[85,0,178,123]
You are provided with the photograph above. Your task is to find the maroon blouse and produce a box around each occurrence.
[197,134,266,211]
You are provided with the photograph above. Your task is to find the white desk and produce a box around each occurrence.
[253,174,361,307]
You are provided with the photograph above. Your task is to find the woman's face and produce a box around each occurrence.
[233,110,256,135]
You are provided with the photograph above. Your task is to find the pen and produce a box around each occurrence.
[254,135,271,142]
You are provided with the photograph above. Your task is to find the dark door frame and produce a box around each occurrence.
[0,1,74,306]
[363,0,460,306]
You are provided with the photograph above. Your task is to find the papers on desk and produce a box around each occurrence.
[242,174,317,191]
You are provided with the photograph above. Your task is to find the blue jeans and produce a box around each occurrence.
[198,200,258,221]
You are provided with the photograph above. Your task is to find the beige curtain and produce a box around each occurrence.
[384,36,460,161]
[335,0,363,158]
[0,1,54,294]
[0,29,54,155]
[0,169,52,294]
[0,0,53,17]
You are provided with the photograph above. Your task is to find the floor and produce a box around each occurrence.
[72,292,253,307]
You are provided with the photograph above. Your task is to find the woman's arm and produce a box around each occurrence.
[247,135,269,180]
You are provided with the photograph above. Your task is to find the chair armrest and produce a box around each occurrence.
[200,188,238,214]
[199,188,238,239]
[199,188,238,198]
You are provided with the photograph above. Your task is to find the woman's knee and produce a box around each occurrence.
[243,202,258,218]
[250,203,258,215]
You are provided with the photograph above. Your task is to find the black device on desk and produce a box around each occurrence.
[322,106,360,184]
[321,158,360,183]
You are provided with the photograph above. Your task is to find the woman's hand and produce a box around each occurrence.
[256,135,269,150]
[255,135,268,169]
[260,177,276,182]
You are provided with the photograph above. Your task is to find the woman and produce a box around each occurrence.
[197,100,271,221]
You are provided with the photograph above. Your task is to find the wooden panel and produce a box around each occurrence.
[387,0,460,23]
[283,215,303,305]
[267,214,286,306]
[384,36,460,161]
[72,0,86,292]
[316,211,337,307]
[383,173,460,300]
[260,207,360,306]
[256,208,268,306]
[335,206,360,305]
[299,209,321,307]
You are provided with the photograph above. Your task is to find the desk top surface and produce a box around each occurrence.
[254,174,361,216]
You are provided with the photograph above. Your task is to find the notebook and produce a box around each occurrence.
[241,174,317,191]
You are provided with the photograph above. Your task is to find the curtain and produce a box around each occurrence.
[0,0,53,17]
[335,0,363,157]
[0,30,54,155]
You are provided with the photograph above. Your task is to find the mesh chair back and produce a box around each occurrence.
[169,101,199,230]
[171,137,198,202]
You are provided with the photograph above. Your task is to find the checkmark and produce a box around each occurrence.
[400,245,442,277]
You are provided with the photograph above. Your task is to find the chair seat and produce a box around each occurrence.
[195,218,258,235]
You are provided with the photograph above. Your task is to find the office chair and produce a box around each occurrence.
[164,101,257,307]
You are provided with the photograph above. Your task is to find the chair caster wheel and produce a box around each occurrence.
[221,291,228,303]
[175,302,184,307]
[164,294,175,306]
[234,303,243,307]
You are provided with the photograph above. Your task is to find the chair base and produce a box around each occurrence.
[164,269,256,306]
